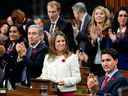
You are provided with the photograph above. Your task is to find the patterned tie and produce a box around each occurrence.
[101,75,109,90]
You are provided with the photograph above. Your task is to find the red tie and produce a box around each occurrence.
[101,75,109,90]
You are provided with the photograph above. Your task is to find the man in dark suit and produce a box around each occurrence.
[72,2,92,67]
[44,0,77,52]
[87,48,128,96]
[16,25,48,86]
[72,2,91,52]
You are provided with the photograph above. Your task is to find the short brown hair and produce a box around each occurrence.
[11,9,26,24]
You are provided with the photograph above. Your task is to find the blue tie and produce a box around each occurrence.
[27,47,32,59]
[21,47,32,83]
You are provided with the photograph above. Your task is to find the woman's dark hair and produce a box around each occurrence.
[8,24,26,43]
[112,6,128,32]
[8,24,25,36]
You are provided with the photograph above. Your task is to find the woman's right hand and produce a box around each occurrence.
[108,31,117,42]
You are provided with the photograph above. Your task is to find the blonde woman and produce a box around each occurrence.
[88,6,112,76]
[89,6,111,44]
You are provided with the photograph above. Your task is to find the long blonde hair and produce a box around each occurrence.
[89,6,111,41]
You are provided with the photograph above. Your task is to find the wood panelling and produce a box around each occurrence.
[105,0,128,13]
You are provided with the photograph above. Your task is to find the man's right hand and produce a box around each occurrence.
[87,73,99,94]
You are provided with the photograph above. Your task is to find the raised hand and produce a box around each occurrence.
[16,42,27,58]
[87,73,99,94]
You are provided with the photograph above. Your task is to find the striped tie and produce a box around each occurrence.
[101,75,109,90]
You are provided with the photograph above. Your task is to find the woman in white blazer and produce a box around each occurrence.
[40,31,81,96]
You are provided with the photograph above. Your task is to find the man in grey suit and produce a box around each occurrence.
[72,2,91,34]
[72,2,91,67]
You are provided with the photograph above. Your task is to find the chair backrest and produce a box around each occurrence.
[118,87,128,96]
[122,70,128,78]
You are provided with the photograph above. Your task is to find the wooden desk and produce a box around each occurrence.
[0,88,7,96]
[7,79,57,96]
[31,79,57,95]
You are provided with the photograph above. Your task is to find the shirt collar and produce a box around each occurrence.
[106,69,118,79]
[117,26,126,33]
[51,16,60,25]
[81,13,87,22]
[80,13,87,31]
[30,40,41,48]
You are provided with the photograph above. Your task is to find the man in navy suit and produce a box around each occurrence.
[44,0,77,52]
[87,48,128,96]
[16,25,48,86]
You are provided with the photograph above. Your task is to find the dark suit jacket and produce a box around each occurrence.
[113,27,128,70]
[88,28,113,73]
[23,41,48,85]
[98,71,128,96]
[0,55,6,85]
[80,13,91,33]
[44,17,77,52]
[3,42,18,88]
[76,14,91,53]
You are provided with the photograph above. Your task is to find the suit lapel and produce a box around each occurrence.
[80,14,91,32]
[104,71,121,92]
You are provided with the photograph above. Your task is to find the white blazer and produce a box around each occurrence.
[40,53,81,92]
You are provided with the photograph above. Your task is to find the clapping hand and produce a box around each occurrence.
[108,31,117,42]
[76,50,88,65]
[87,73,99,94]
[16,42,27,58]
